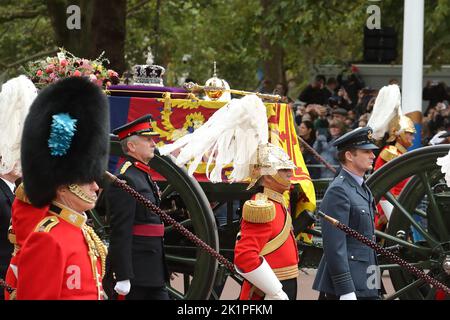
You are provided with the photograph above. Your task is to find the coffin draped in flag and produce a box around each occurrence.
[108,94,316,215]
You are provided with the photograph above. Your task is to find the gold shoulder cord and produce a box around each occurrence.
[242,193,276,223]
[9,290,16,300]
[82,225,108,299]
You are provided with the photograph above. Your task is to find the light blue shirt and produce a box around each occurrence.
[342,167,364,186]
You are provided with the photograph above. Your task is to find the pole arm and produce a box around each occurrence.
[183,82,283,102]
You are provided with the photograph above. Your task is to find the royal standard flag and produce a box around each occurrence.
[265,102,316,242]
[108,95,316,217]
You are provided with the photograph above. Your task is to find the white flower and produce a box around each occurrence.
[436,150,450,187]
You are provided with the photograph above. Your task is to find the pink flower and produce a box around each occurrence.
[73,70,82,77]
[89,74,97,81]
[45,64,55,74]
[108,70,118,78]
[49,72,56,79]
[36,70,43,77]
[81,59,92,70]
[60,59,68,67]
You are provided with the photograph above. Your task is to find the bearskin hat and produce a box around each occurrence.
[21,77,110,207]
[0,75,37,176]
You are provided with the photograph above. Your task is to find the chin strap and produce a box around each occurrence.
[68,184,96,204]
[397,134,412,149]
[271,172,291,189]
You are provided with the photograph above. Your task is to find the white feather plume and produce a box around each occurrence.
[159,94,268,183]
[367,84,402,140]
[437,150,450,187]
[0,75,37,176]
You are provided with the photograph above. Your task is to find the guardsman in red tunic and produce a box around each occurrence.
[367,84,416,231]
[14,77,110,300]
[17,190,107,299]
[158,94,300,299]
[234,143,299,300]
[373,117,415,231]
[4,186,47,300]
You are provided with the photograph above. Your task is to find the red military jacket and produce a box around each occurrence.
[374,142,408,196]
[4,184,48,300]
[234,187,299,300]
[16,201,106,300]
[374,142,409,230]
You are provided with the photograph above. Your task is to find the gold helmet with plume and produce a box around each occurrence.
[386,114,416,143]
[159,94,295,187]
[247,143,296,190]
[367,84,416,144]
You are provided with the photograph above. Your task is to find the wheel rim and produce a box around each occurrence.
[367,145,450,300]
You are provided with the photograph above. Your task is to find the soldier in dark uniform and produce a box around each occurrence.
[313,126,381,300]
[0,175,14,300]
[100,115,169,300]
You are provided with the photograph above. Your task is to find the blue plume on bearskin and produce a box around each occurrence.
[21,77,110,207]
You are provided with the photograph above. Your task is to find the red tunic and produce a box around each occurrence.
[4,188,48,300]
[234,188,299,300]
[16,202,104,300]
[374,143,409,230]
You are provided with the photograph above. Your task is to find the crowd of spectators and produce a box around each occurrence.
[271,66,450,179]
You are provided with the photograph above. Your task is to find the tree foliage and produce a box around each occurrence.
[0,0,53,82]
[1,0,450,91]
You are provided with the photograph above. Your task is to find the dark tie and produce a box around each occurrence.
[362,181,376,222]
[362,181,371,199]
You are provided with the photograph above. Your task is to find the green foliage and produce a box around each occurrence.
[0,0,54,81]
[261,1,368,85]
[1,0,450,89]
[424,0,450,68]
[125,0,262,89]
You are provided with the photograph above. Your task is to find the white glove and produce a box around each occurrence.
[340,292,357,300]
[114,279,131,295]
[379,200,394,220]
[264,289,289,300]
[236,258,289,300]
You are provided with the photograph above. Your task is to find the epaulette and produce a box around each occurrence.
[242,193,275,223]
[379,145,399,162]
[34,216,59,233]
[395,142,408,154]
[120,161,133,174]
[15,183,31,204]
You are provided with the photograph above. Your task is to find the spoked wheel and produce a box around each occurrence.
[367,145,450,300]
[104,140,219,300]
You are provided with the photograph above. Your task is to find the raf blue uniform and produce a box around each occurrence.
[312,127,380,299]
